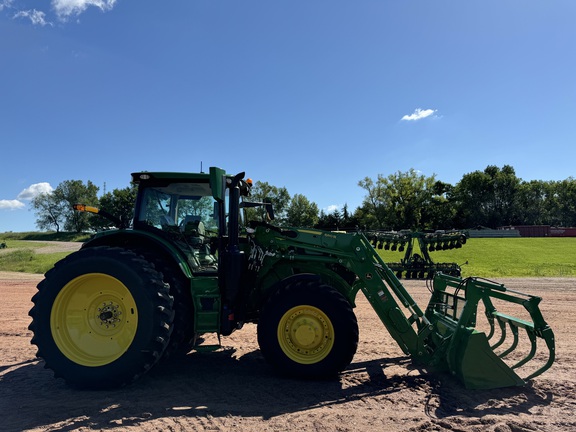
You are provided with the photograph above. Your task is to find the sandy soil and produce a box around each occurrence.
[1,271,574,432]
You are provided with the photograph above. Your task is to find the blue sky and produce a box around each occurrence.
[1,1,575,232]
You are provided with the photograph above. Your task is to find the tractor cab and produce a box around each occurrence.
[132,174,220,271]
[134,175,220,271]
[130,169,262,276]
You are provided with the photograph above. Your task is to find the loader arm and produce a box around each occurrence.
[341,233,435,361]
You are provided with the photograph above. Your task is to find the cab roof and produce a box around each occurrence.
[131,171,217,184]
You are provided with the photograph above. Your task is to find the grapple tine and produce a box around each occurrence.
[490,300,556,380]
[482,295,506,349]
[490,318,508,350]
[512,328,537,369]
[485,313,496,340]
[524,325,555,381]
[498,321,519,358]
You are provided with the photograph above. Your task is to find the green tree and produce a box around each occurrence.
[286,194,319,227]
[453,165,520,228]
[54,180,100,232]
[453,170,492,227]
[93,184,138,230]
[551,178,576,226]
[516,180,553,225]
[316,205,360,231]
[357,175,390,229]
[316,208,344,231]
[422,181,457,230]
[246,181,291,224]
[339,204,361,230]
[31,192,66,232]
[357,169,438,230]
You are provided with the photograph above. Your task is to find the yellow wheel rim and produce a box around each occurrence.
[50,273,138,367]
[277,305,334,364]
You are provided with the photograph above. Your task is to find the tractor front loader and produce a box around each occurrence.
[29,167,555,390]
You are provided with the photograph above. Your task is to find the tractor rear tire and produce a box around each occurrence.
[28,246,174,389]
[257,278,358,378]
[157,265,195,359]
[133,250,195,360]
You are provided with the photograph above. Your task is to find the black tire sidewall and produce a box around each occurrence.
[138,252,194,359]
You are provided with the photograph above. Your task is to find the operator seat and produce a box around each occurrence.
[181,215,205,246]
[181,215,216,268]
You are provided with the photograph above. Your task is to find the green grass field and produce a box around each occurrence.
[2,232,576,278]
[378,237,576,278]
[0,232,88,274]
[0,246,71,274]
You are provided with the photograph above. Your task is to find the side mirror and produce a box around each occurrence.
[209,167,226,202]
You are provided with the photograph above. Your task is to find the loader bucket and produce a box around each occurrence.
[425,274,555,389]
[450,328,525,389]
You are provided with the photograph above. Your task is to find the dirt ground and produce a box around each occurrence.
[1,271,574,432]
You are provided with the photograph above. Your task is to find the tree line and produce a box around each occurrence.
[31,165,576,233]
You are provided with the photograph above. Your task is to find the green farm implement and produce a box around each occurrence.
[369,230,467,278]
[29,168,555,390]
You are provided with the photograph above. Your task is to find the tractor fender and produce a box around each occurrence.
[268,273,322,294]
[258,272,355,310]
[79,230,193,279]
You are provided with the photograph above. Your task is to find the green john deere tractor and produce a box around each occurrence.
[29,167,555,390]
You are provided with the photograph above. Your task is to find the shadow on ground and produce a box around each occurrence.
[0,348,552,431]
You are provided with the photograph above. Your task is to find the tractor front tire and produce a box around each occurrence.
[257,278,358,379]
[28,246,174,389]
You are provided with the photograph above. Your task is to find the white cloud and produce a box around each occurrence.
[2,0,118,25]
[14,9,51,26]
[52,0,118,20]
[0,0,14,12]
[401,108,437,121]
[324,205,340,213]
[17,182,54,201]
[0,183,52,211]
[0,199,25,210]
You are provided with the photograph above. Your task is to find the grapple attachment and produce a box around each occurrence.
[425,274,555,389]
